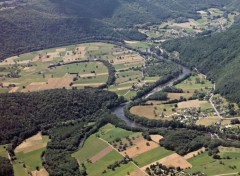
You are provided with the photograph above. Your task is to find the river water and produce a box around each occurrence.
[111,55,191,129]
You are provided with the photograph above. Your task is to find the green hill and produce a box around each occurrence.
[162,25,240,103]
[0,0,231,59]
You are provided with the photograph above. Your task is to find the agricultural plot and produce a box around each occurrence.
[0,144,9,158]
[14,132,50,176]
[185,152,240,175]
[175,74,213,93]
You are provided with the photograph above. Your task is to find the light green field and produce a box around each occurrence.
[14,135,50,172]
[116,70,142,84]
[72,134,108,161]
[113,89,129,96]
[54,62,107,75]
[133,147,174,167]
[13,161,28,176]
[124,90,137,100]
[0,144,9,158]
[16,148,46,171]
[97,124,135,143]
[84,150,138,176]
[185,152,240,175]
[219,147,240,159]
[176,74,213,93]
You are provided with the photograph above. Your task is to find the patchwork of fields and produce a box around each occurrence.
[72,124,203,176]
[0,42,160,100]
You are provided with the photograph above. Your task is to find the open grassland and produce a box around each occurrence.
[13,161,28,176]
[124,41,150,50]
[130,104,175,120]
[133,147,174,167]
[96,124,135,143]
[175,74,213,93]
[14,132,50,174]
[185,152,240,175]
[0,144,9,158]
[196,116,221,126]
[72,135,109,162]
[219,146,240,159]
[16,148,46,171]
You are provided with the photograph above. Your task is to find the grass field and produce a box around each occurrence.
[185,152,240,175]
[175,74,213,93]
[13,161,28,176]
[72,135,109,161]
[16,147,46,171]
[14,133,50,173]
[0,144,9,158]
[96,124,135,143]
[133,147,174,167]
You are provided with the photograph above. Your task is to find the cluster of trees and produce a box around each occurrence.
[98,60,116,88]
[145,162,181,175]
[148,91,168,101]
[162,86,183,93]
[0,156,13,176]
[105,156,132,172]
[159,129,209,155]
[163,22,240,103]
[145,60,182,77]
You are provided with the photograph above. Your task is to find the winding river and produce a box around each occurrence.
[111,54,191,129]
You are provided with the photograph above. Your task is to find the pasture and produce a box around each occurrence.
[0,144,9,158]
[185,152,240,175]
[14,132,50,175]
[133,147,173,167]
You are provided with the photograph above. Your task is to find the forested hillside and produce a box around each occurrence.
[0,0,231,60]
[162,25,240,103]
[0,88,121,145]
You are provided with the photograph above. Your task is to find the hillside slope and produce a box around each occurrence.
[162,25,240,103]
[0,0,231,59]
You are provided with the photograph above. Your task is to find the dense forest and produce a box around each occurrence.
[0,88,121,146]
[0,156,14,176]
[0,0,232,60]
[162,25,240,103]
